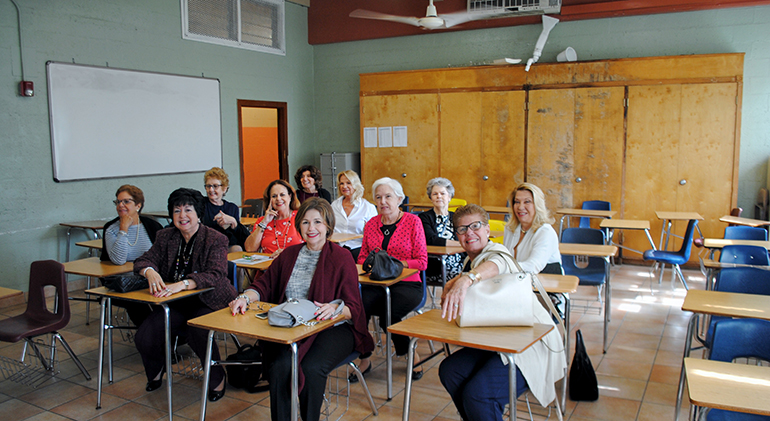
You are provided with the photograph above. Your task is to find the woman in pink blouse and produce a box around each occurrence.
[352,177,428,382]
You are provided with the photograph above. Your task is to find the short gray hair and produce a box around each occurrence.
[371,177,405,205]
[426,177,455,199]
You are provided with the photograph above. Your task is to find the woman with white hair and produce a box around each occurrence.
[330,170,377,261]
[503,183,562,274]
[351,177,428,382]
[418,177,465,285]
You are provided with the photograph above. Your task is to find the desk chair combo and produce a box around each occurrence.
[643,219,699,290]
[580,200,611,229]
[0,260,91,388]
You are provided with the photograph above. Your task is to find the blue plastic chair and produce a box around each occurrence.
[703,267,770,347]
[704,319,770,421]
[719,245,770,266]
[561,228,607,289]
[579,200,610,229]
[643,219,698,290]
[724,226,768,241]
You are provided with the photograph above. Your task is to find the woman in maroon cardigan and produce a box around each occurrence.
[352,177,428,382]
[230,198,373,421]
[133,188,237,402]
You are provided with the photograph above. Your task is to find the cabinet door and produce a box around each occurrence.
[527,87,625,224]
[440,91,526,207]
[360,94,439,202]
[625,83,738,260]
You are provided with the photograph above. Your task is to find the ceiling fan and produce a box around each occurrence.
[349,0,508,30]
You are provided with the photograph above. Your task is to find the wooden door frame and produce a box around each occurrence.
[237,100,289,201]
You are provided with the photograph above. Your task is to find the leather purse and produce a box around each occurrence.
[569,329,599,401]
[100,274,149,293]
[267,298,345,328]
[456,272,535,327]
[362,248,404,280]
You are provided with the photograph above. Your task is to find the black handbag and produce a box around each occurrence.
[362,248,403,280]
[569,329,599,401]
[226,342,269,393]
[99,274,148,293]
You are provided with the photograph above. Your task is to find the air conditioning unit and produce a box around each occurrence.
[468,0,561,15]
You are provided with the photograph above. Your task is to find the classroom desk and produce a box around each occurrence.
[684,358,770,419]
[702,238,770,262]
[227,252,273,270]
[719,214,770,228]
[700,257,770,291]
[388,310,555,421]
[599,219,656,256]
[240,216,257,226]
[559,243,618,353]
[143,211,172,223]
[357,264,419,400]
[63,257,132,323]
[329,232,363,243]
[60,220,108,261]
[425,245,466,308]
[88,286,210,420]
[76,239,103,257]
[674,289,770,421]
[407,203,510,218]
[189,304,342,421]
[556,208,616,236]
[0,286,23,301]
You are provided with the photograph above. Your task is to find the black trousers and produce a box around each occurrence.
[262,323,355,421]
[360,281,422,357]
[134,297,225,388]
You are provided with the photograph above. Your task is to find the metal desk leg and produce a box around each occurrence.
[385,286,393,400]
[559,215,567,239]
[291,342,299,421]
[675,314,697,421]
[401,337,419,421]
[107,301,114,383]
[65,228,73,262]
[162,304,173,421]
[503,354,518,421]
[561,293,571,414]
[96,297,107,409]
[603,257,611,353]
[198,330,215,421]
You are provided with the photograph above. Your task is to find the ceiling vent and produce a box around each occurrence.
[467,0,561,16]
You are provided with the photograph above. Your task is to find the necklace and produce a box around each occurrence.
[520,226,528,235]
[272,215,292,250]
[127,222,140,247]
[381,211,403,236]
[173,234,197,282]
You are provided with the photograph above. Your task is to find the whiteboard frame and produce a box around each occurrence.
[47,62,223,182]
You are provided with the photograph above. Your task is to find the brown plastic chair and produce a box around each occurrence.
[0,260,91,383]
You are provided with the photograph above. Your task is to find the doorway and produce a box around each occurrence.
[238,100,288,203]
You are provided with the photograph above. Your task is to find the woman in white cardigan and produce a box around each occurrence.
[440,204,566,420]
[330,170,377,261]
[503,183,562,274]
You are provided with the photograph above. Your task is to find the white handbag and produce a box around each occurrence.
[456,272,535,327]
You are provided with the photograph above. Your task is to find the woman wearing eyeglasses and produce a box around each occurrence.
[101,184,163,326]
[502,183,561,274]
[439,204,566,421]
[202,167,250,252]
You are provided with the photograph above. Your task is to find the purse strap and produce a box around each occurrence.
[511,258,566,354]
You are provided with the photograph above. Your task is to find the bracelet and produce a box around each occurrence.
[237,293,251,306]
[141,267,155,277]
[118,230,128,236]
[257,222,267,230]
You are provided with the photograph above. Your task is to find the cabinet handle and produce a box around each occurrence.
[483,175,489,181]
[679,179,687,185]
[575,177,582,183]
[401,173,407,178]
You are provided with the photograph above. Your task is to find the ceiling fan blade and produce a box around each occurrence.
[349,9,422,28]
[439,10,509,28]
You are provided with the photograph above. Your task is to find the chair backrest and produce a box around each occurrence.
[400,196,410,212]
[487,219,505,244]
[25,260,70,327]
[714,267,770,296]
[579,200,610,228]
[561,227,605,246]
[676,219,699,261]
[414,271,428,314]
[227,261,238,291]
[710,318,770,363]
[719,245,770,265]
[724,226,768,241]
[448,198,467,212]
[560,228,607,285]
[241,198,264,218]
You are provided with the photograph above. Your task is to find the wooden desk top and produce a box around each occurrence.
[330,232,363,243]
[426,245,466,255]
[556,208,616,218]
[559,243,618,257]
[702,238,770,250]
[681,289,770,320]
[408,203,509,214]
[701,258,770,270]
[388,309,553,355]
[357,265,419,287]
[63,257,132,277]
[228,252,273,269]
[599,219,650,230]
[76,239,103,249]
[685,358,770,416]
[719,215,770,227]
[655,211,704,221]
[188,305,340,345]
[85,286,210,305]
[60,220,109,230]
[0,287,23,301]
[240,217,258,226]
[142,211,171,219]
[537,274,579,294]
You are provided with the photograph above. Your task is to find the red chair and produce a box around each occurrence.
[0,260,91,385]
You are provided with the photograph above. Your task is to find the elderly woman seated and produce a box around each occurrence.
[440,204,566,421]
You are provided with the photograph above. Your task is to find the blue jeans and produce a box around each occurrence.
[439,347,528,421]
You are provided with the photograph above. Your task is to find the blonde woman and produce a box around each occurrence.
[330,170,377,260]
[502,183,561,274]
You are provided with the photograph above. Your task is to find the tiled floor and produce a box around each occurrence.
[0,263,704,421]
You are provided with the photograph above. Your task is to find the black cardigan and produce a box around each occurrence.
[100,215,164,261]
[418,208,457,247]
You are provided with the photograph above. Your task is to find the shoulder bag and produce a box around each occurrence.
[362,248,403,280]
[225,341,269,393]
[569,329,599,401]
[100,274,149,293]
[267,298,344,328]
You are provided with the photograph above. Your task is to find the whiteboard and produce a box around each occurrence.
[47,62,222,182]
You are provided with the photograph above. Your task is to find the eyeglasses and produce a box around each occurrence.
[113,199,135,206]
[204,184,223,190]
[455,221,486,235]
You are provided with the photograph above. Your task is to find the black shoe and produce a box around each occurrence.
[411,368,424,381]
[348,363,371,384]
[208,382,226,402]
[146,369,165,392]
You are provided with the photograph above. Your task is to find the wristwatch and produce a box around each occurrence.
[465,270,481,285]
[182,279,190,290]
